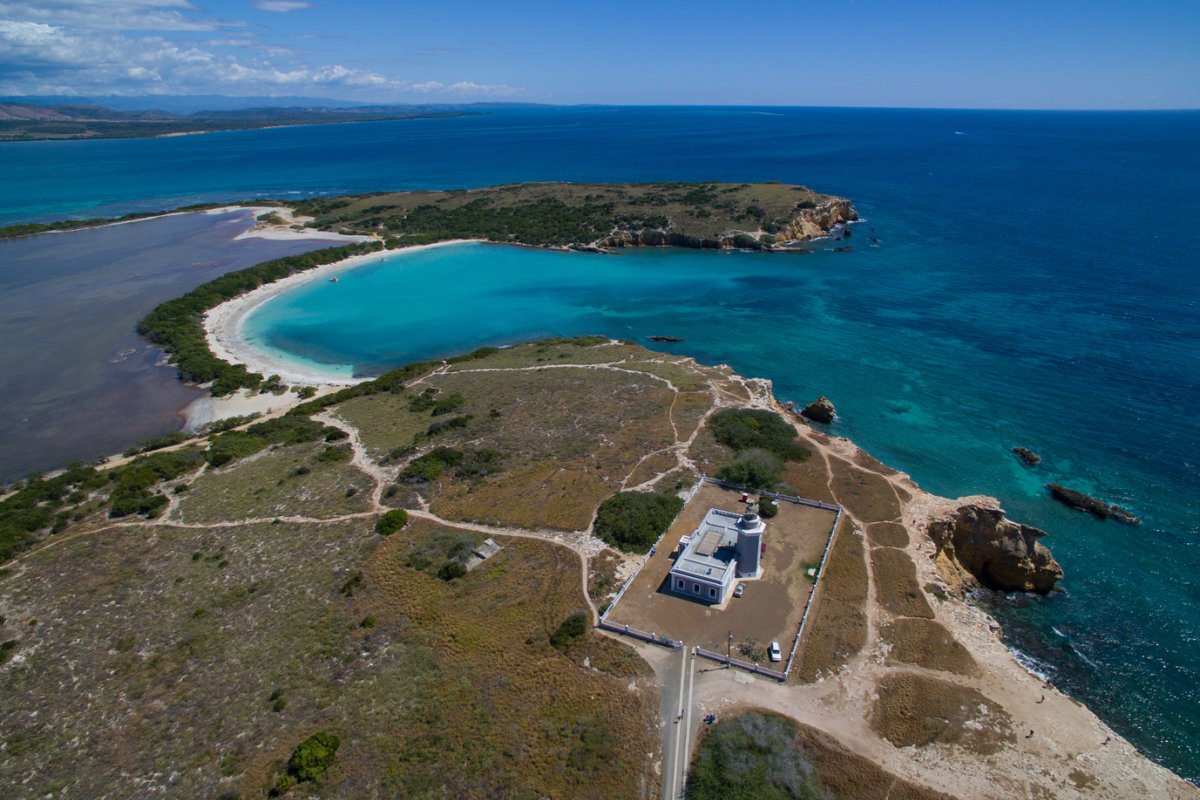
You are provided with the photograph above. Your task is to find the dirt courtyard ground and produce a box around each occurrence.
[606,483,837,655]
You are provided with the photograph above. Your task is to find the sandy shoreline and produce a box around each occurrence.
[202,238,480,387]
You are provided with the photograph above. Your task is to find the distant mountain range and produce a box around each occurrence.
[0,97,546,141]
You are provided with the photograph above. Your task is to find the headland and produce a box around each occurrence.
[0,338,1193,798]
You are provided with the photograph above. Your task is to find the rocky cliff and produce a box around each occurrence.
[595,196,858,250]
[773,198,859,242]
[927,498,1063,594]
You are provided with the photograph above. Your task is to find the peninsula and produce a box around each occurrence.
[3,184,1193,799]
[0,338,1192,799]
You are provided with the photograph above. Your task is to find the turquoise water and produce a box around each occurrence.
[5,107,1199,780]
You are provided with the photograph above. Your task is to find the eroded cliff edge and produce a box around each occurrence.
[927,496,1064,594]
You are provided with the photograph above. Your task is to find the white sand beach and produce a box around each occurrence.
[203,238,479,387]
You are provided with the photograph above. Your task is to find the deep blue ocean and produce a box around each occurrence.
[1,107,1197,780]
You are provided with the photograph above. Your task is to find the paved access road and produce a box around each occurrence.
[661,647,697,800]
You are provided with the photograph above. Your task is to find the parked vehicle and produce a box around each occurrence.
[733,583,745,598]
[768,641,782,662]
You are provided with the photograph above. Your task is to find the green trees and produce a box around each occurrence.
[708,409,809,492]
[708,409,809,462]
[686,712,825,800]
[550,611,590,651]
[593,491,684,553]
[137,241,381,396]
[717,449,782,491]
[375,509,408,536]
[273,731,340,795]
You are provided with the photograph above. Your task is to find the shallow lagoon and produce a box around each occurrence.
[0,211,340,480]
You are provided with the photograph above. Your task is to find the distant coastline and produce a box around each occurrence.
[0,100,472,142]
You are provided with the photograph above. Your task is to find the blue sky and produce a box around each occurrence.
[0,0,1196,108]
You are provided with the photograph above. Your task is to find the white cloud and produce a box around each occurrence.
[0,1,521,101]
[0,1,222,32]
[407,80,519,96]
[253,1,312,11]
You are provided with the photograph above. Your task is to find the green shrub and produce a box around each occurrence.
[716,449,782,491]
[399,447,464,482]
[686,712,824,800]
[549,611,589,651]
[317,445,352,463]
[454,448,505,480]
[430,393,465,416]
[437,561,467,581]
[758,497,779,518]
[708,409,809,462]
[404,529,481,577]
[425,414,472,437]
[375,509,409,536]
[339,571,365,598]
[278,731,340,790]
[593,491,684,553]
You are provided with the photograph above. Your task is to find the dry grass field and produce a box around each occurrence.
[871,672,1014,755]
[0,516,660,798]
[176,441,375,523]
[7,337,1146,800]
[793,517,869,681]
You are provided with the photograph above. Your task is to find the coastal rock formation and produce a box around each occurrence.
[1047,483,1141,525]
[773,198,859,241]
[800,396,836,424]
[595,197,857,251]
[1012,447,1041,466]
[927,499,1063,594]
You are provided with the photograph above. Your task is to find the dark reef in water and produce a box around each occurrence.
[1046,484,1140,525]
[1012,447,1041,466]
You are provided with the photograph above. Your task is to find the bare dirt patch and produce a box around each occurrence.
[871,546,935,619]
[588,547,622,608]
[880,618,979,676]
[871,672,1014,755]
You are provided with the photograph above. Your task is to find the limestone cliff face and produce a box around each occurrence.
[927,500,1063,594]
[773,198,858,241]
[596,230,727,249]
[594,196,858,249]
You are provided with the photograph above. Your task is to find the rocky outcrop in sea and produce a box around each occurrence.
[800,396,836,424]
[1047,483,1140,525]
[1012,447,1041,465]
